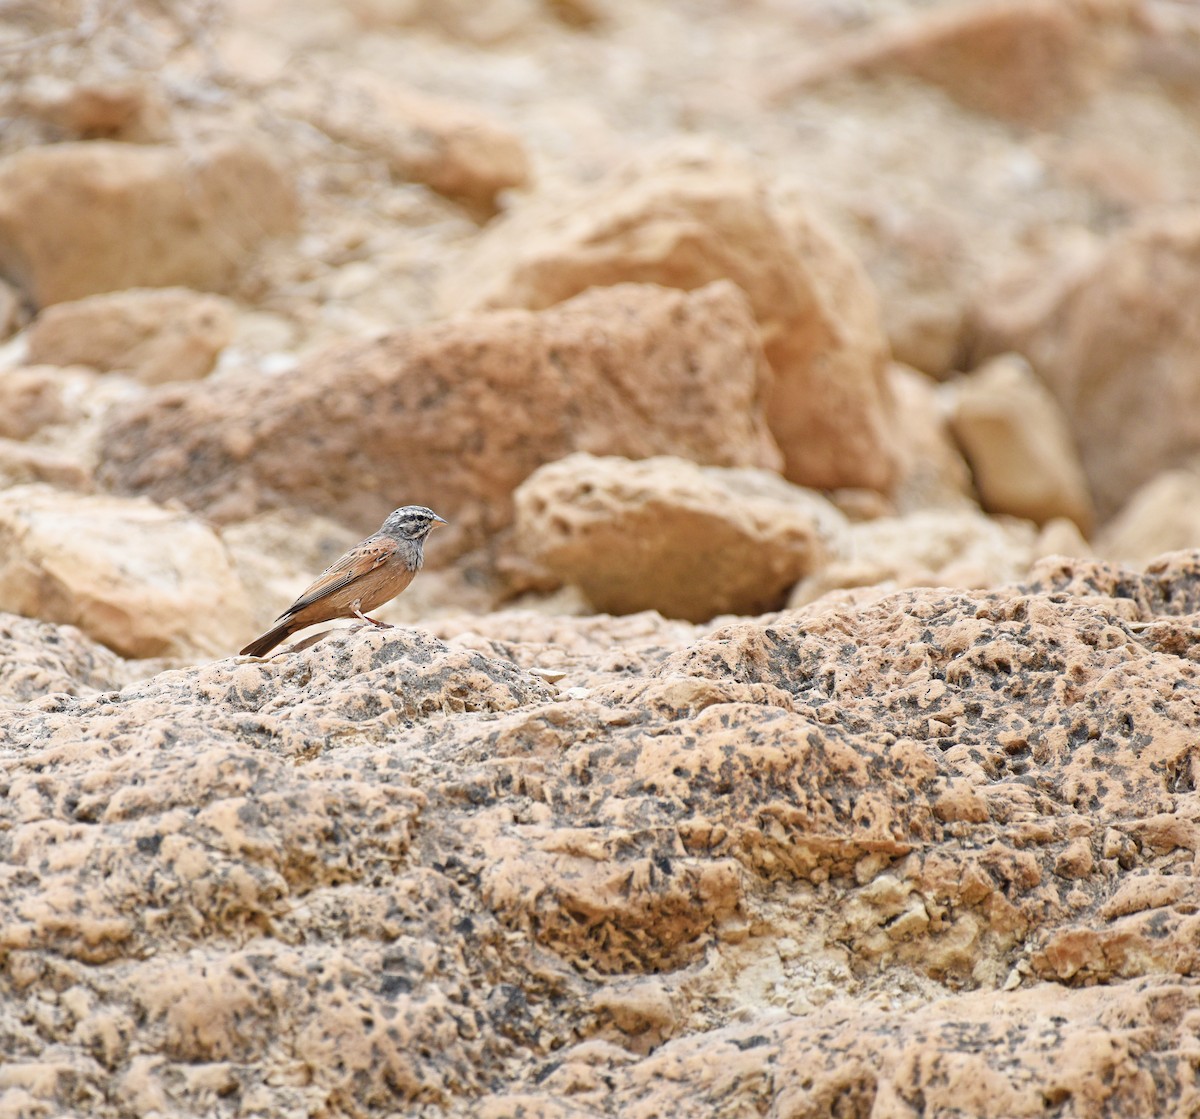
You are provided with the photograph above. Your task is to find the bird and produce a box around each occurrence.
[239,505,447,658]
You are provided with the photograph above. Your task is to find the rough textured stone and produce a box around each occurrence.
[444,142,896,493]
[25,288,237,384]
[479,982,1200,1117]
[774,0,1131,126]
[947,353,1094,533]
[292,73,530,210]
[2,556,1200,1114]
[0,140,298,307]
[514,453,846,621]
[0,612,128,703]
[96,281,782,550]
[0,486,254,659]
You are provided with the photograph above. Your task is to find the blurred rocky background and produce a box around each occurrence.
[3,0,1200,1115]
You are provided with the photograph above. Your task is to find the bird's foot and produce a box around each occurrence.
[352,605,394,630]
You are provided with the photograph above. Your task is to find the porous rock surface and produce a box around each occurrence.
[96,281,781,549]
[3,555,1200,1116]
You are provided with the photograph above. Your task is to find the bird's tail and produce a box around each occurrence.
[239,621,296,658]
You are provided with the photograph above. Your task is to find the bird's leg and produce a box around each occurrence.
[352,602,394,629]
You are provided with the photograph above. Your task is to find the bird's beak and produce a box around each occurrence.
[433,514,448,526]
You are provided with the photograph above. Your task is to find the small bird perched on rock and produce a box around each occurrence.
[239,505,447,658]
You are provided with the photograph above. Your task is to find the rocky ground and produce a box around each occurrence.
[3,0,1200,1115]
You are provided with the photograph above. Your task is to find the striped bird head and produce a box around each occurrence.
[380,505,448,542]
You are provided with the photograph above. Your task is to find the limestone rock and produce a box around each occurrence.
[0,439,94,492]
[1095,467,1200,565]
[0,275,21,339]
[25,288,236,384]
[0,487,254,659]
[514,453,846,621]
[947,353,1094,533]
[293,73,530,210]
[0,140,298,307]
[788,507,1050,607]
[0,365,97,440]
[346,0,540,42]
[0,613,128,703]
[977,212,1200,519]
[96,281,782,549]
[443,142,897,493]
[487,982,1199,1117]
[887,362,975,512]
[14,75,172,141]
[774,0,1131,126]
[1,558,1200,1113]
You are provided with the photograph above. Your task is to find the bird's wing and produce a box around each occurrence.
[278,537,396,618]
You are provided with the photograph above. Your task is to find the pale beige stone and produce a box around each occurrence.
[977,212,1200,519]
[773,0,1131,126]
[789,507,1041,606]
[15,75,171,141]
[346,0,539,41]
[947,353,1094,534]
[1095,466,1200,565]
[97,282,782,548]
[887,363,975,513]
[290,73,530,209]
[514,453,846,621]
[0,365,97,440]
[26,289,236,384]
[444,141,897,493]
[0,140,298,307]
[0,487,253,659]
[0,439,93,492]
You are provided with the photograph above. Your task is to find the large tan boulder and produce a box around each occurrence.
[514,454,846,621]
[25,288,236,384]
[0,139,298,307]
[96,281,782,552]
[947,354,1094,534]
[0,487,253,660]
[442,143,897,493]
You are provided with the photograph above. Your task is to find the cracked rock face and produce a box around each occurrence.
[4,555,1200,1116]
